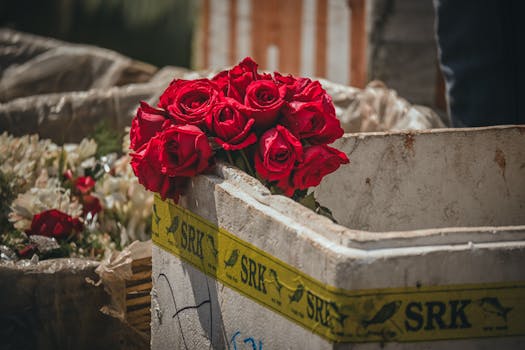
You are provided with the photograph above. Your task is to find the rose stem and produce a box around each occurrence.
[240,149,255,177]
[225,150,234,165]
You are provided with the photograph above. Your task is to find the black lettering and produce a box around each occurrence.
[195,229,204,258]
[425,301,447,330]
[449,300,472,329]
[240,255,248,283]
[188,225,196,254]
[315,295,326,325]
[257,263,267,294]
[248,258,257,289]
[181,222,188,248]
[405,302,423,332]
[307,291,315,319]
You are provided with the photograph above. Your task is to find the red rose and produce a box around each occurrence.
[158,79,220,126]
[232,79,284,130]
[27,209,83,240]
[130,138,189,201]
[212,57,259,101]
[157,125,213,177]
[254,125,303,181]
[82,194,102,217]
[130,101,171,151]
[75,176,96,194]
[281,94,344,144]
[280,77,326,102]
[206,98,257,151]
[281,145,348,195]
[274,74,311,100]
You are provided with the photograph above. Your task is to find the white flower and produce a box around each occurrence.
[0,133,60,192]
[9,170,83,231]
[63,138,97,171]
[94,154,153,245]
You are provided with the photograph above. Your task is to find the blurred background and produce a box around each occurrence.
[0,0,445,112]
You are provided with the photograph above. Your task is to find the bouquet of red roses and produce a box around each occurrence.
[130,57,348,215]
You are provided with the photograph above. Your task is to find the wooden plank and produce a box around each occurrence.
[126,281,153,293]
[129,314,151,327]
[127,307,151,319]
[348,0,367,87]
[251,0,268,69]
[315,0,328,77]
[126,295,151,307]
[203,0,210,68]
[278,0,303,75]
[126,270,151,281]
[229,0,238,65]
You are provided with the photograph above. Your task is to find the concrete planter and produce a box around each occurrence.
[151,125,525,349]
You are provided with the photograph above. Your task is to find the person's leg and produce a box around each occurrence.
[434,0,525,127]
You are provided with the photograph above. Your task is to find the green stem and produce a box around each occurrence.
[225,150,234,165]
[239,149,255,177]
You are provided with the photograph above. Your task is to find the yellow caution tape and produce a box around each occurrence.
[152,196,525,343]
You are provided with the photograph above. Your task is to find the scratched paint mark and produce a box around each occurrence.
[494,149,506,178]
[157,273,213,350]
[403,133,415,155]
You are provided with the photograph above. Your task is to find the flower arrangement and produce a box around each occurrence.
[0,132,152,261]
[129,57,349,215]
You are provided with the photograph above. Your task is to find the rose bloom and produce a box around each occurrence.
[206,99,257,151]
[158,79,220,127]
[130,101,171,151]
[254,125,303,182]
[27,209,83,240]
[276,75,326,102]
[130,137,189,201]
[212,57,259,101]
[157,125,213,177]
[278,145,349,196]
[75,176,96,194]
[281,94,344,145]
[228,79,284,130]
[82,194,102,217]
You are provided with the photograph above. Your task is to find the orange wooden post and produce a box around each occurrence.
[348,0,367,88]
[197,0,368,87]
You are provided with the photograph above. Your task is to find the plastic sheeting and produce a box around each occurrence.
[0,28,157,102]
[0,258,148,350]
[94,240,152,323]
[321,79,447,132]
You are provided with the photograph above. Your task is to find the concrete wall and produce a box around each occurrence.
[367,0,440,108]
[317,126,525,231]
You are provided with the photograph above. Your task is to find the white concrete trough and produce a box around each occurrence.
[151,125,525,349]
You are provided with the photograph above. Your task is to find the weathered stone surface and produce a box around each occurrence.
[368,0,439,108]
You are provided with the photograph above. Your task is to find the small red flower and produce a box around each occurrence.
[27,209,83,240]
[82,194,102,217]
[75,176,96,194]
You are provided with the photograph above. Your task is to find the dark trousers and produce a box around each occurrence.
[434,0,525,127]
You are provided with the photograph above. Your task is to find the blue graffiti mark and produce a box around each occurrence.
[230,330,263,350]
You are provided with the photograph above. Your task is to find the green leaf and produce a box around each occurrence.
[298,192,317,211]
[315,203,338,223]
